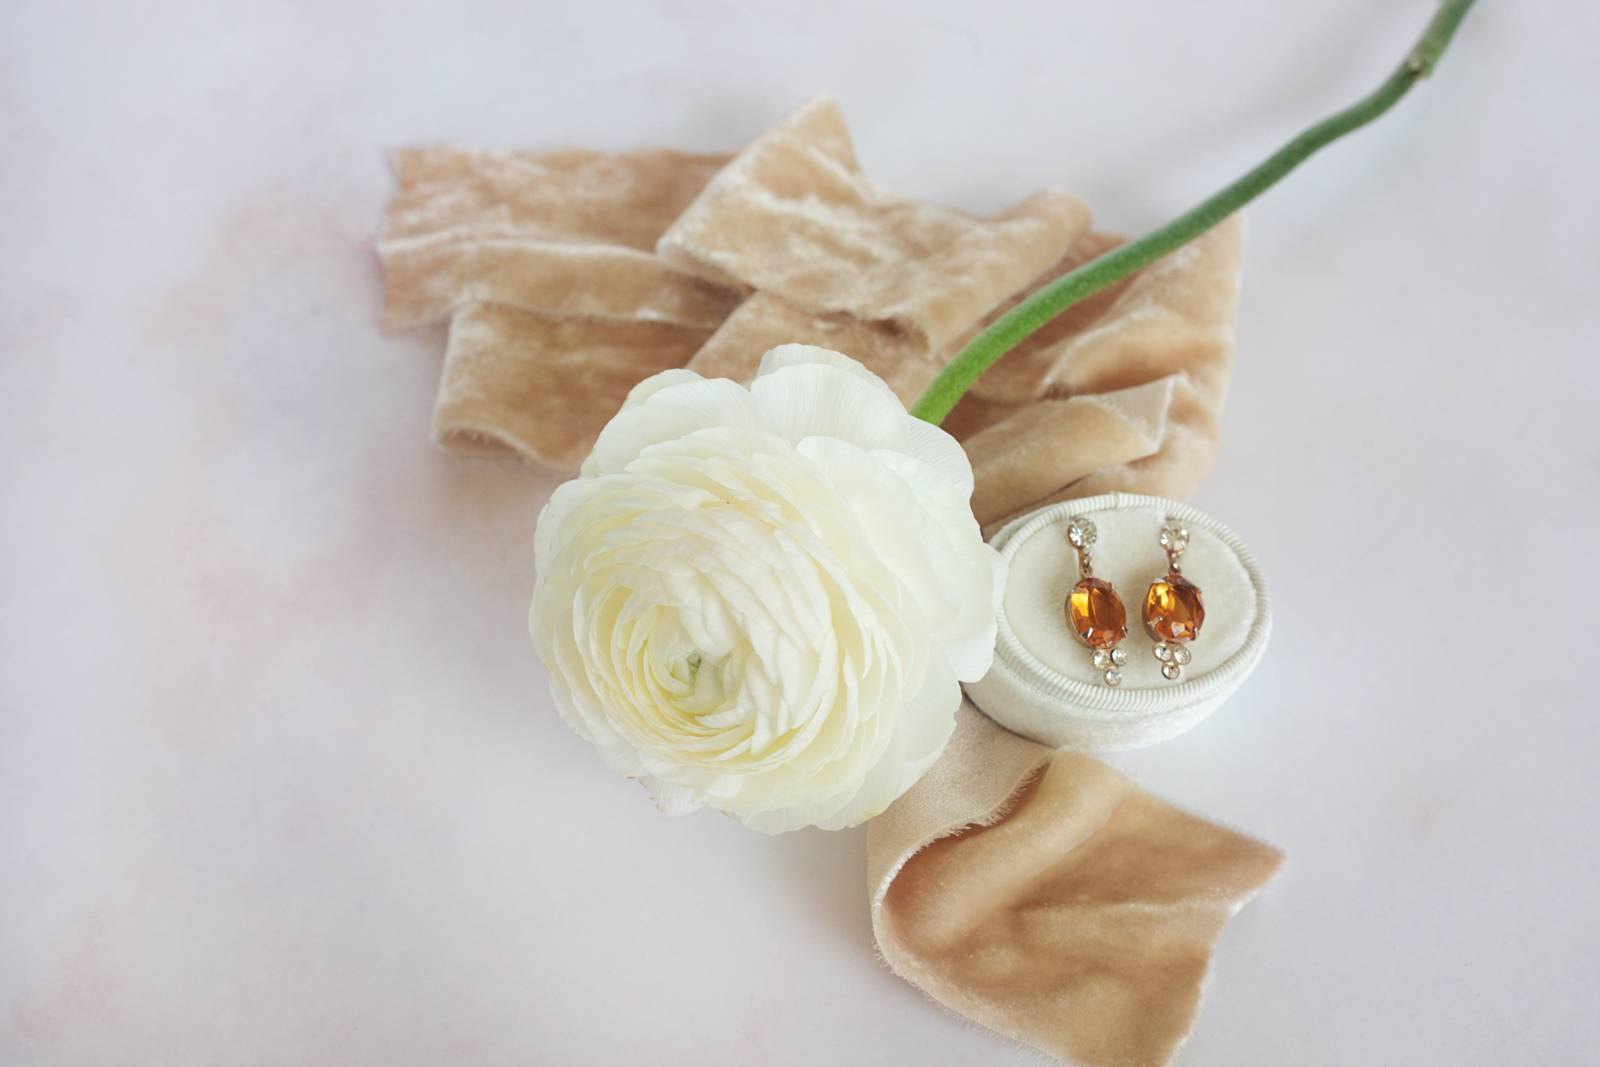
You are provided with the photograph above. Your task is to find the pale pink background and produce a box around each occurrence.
[3,1,1595,1064]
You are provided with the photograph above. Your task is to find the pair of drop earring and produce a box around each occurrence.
[1064,516,1206,687]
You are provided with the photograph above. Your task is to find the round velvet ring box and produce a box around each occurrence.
[965,492,1271,751]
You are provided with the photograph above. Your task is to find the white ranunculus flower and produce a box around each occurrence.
[531,345,1003,833]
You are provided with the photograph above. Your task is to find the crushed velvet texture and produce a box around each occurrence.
[658,96,1093,385]
[433,304,712,466]
[379,146,743,460]
[948,224,1243,532]
[380,145,740,330]
[379,96,1243,532]
[869,705,1282,1067]
[379,94,1277,1067]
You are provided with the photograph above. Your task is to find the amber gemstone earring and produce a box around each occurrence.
[1144,521,1206,680]
[1064,516,1128,686]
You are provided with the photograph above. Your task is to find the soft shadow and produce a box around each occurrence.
[775,825,878,954]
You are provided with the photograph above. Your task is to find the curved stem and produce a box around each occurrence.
[911,0,1477,425]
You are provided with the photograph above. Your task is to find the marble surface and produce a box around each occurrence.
[3,1,1596,1064]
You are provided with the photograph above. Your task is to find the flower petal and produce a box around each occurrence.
[535,344,999,833]
[582,376,760,476]
[750,362,907,451]
[757,342,897,397]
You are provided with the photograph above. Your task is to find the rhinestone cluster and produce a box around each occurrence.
[1091,646,1129,687]
[1152,642,1193,680]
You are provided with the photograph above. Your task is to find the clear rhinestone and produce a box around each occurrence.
[1153,644,1173,662]
[1161,662,1182,681]
[1092,649,1110,670]
[1110,647,1128,666]
[1173,645,1192,666]
[1066,517,1098,548]
[1158,524,1190,552]
[1104,668,1122,687]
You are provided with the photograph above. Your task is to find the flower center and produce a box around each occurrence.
[666,651,704,686]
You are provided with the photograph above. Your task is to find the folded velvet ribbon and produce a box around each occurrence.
[378,95,1282,1067]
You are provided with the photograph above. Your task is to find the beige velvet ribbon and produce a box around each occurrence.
[379,95,1282,1067]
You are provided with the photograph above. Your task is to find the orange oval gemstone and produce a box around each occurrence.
[1144,573,1205,643]
[1067,577,1127,649]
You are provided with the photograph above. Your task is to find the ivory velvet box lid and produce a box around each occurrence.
[966,493,1271,751]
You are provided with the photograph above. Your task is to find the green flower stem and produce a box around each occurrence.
[911,0,1477,425]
